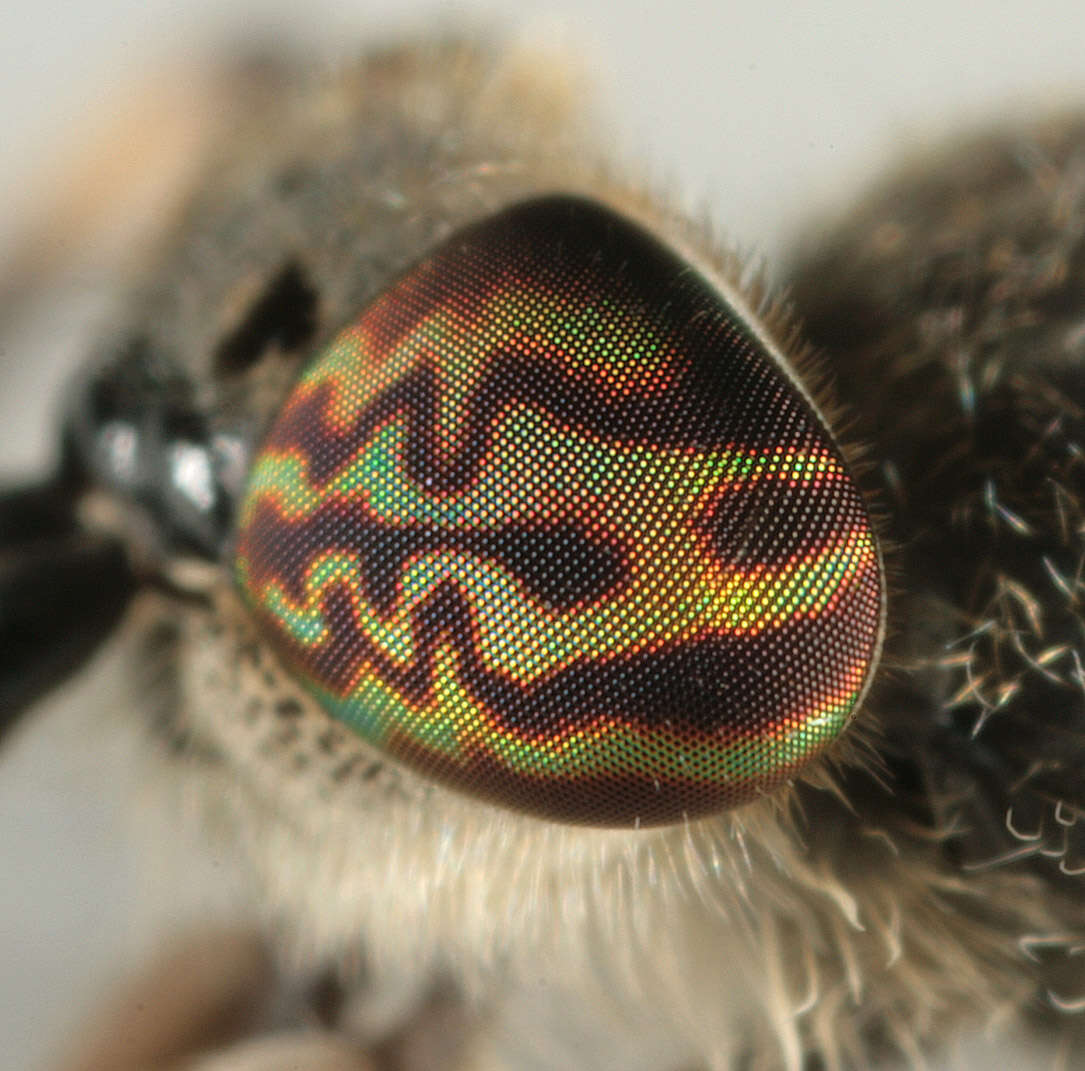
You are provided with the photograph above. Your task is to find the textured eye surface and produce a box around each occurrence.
[235,195,883,825]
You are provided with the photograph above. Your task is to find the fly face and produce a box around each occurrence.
[2,34,1084,1071]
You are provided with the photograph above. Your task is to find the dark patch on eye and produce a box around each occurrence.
[702,477,845,567]
[214,260,319,374]
[245,497,623,613]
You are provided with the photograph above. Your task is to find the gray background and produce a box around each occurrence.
[3,2,1085,1069]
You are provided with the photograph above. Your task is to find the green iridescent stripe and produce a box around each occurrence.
[301,652,861,786]
[241,406,841,532]
[299,284,679,434]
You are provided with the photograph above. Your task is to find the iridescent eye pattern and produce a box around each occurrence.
[235,196,883,826]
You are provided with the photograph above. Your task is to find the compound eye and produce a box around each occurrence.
[236,196,884,826]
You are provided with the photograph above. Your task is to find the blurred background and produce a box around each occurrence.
[3,2,1085,1068]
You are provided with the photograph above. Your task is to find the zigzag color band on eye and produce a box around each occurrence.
[235,195,884,826]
